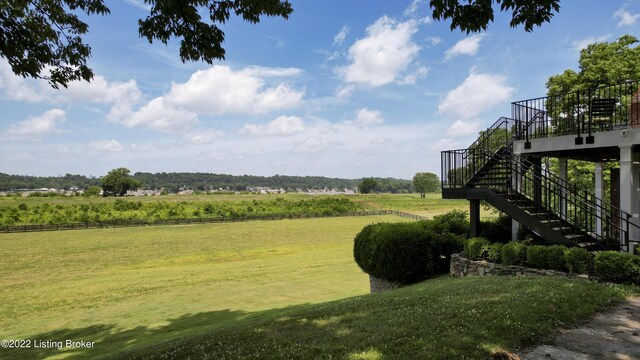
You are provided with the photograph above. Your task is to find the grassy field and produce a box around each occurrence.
[0,215,407,359]
[350,193,496,218]
[121,276,639,360]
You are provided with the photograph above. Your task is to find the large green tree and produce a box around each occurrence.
[413,172,439,198]
[101,168,141,197]
[358,178,378,194]
[1,0,561,88]
[546,35,640,95]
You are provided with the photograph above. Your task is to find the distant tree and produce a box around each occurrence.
[83,186,102,196]
[358,178,378,194]
[413,172,440,198]
[430,0,561,33]
[101,168,141,197]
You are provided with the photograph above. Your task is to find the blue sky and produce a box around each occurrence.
[1,0,639,179]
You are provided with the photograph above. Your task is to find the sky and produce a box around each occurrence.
[1,0,639,180]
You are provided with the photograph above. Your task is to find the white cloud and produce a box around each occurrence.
[429,138,462,152]
[438,70,514,121]
[121,97,199,133]
[242,115,305,136]
[90,140,124,152]
[162,65,304,115]
[183,130,225,144]
[5,109,66,139]
[293,136,333,153]
[614,8,640,26]
[338,16,420,87]
[445,34,485,60]
[427,36,442,46]
[352,108,384,127]
[398,66,429,85]
[0,60,49,102]
[333,26,349,46]
[445,120,481,137]
[572,35,609,51]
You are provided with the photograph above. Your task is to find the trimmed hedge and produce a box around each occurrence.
[594,251,640,285]
[353,221,463,284]
[479,216,512,243]
[464,237,490,260]
[487,243,504,263]
[501,242,527,266]
[564,247,594,274]
[526,245,567,271]
[430,210,469,237]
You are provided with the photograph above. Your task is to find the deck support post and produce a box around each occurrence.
[558,158,568,221]
[470,199,481,238]
[595,162,603,237]
[619,145,640,252]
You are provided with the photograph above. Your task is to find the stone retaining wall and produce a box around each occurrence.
[450,253,591,280]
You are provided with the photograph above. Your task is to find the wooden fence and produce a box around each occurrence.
[0,210,428,234]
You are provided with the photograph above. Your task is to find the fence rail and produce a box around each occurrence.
[0,210,428,234]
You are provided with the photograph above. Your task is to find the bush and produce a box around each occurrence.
[464,237,491,260]
[501,242,527,266]
[353,221,462,284]
[634,245,640,256]
[594,251,640,285]
[479,216,512,243]
[488,243,504,263]
[564,247,594,274]
[430,210,470,237]
[526,245,567,271]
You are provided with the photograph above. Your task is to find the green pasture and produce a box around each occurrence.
[0,215,407,359]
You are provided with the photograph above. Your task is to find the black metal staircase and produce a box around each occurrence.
[441,116,638,251]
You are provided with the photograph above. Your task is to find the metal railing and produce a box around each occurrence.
[441,117,522,189]
[511,80,640,140]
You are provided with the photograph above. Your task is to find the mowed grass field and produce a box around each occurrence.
[0,215,407,359]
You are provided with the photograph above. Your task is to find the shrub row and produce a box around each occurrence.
[353,216,465,284]
[463,238,640,285]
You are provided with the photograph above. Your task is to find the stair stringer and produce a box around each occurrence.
[465,188,575,247]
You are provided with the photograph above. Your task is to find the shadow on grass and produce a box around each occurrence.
[3,277,637,360]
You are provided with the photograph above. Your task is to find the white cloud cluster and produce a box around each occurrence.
[5,109,66,140]
[90,140,124,153]
[353,108,384,127]
[338,16,420,87]
[614,8,640,26]
[445,34,485,60]
[439,70,514,135]
[242,115,305,136]
[183,130,225,144]
[115,65,305,133]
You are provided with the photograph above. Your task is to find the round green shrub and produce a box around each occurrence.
[464,237,491,260]
[526,245,567,271]
[564,247,594,274]
[594,251,640,285]
[430,210,470,237]
[634,245,640,256]
[479,216,512,243]
[501,242,527,266]
[353,221,462,284]
[488,243,504,263]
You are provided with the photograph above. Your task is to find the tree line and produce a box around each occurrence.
[0,171,417,194]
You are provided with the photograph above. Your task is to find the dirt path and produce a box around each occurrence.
[520,297,640,360]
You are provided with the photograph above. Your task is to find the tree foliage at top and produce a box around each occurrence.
[101,168,141,197]
[430,0,560,33]
[546,35,640,95]
[1,0,561,88]
[0,0,292,88]
[358,178,378,194]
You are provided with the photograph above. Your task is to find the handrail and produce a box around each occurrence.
[511,80,640,140]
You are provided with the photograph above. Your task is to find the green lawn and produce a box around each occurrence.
[120,276,639,360]
[0,215,406,359]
